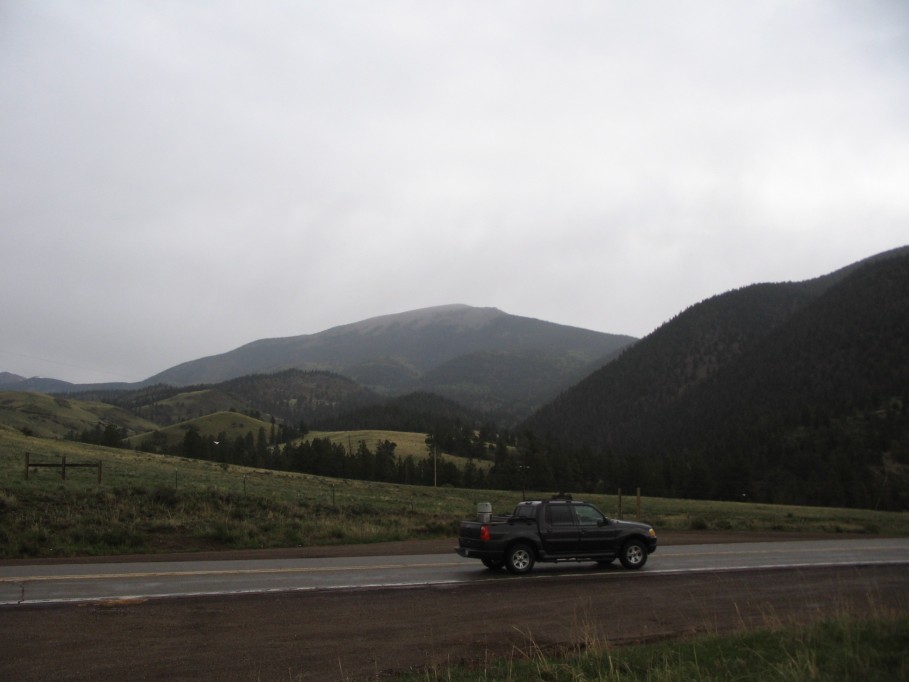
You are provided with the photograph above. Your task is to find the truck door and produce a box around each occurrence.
[539,503,580,555]
[574,504,620,554]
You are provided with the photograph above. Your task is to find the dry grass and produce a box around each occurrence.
[398,597,909,682]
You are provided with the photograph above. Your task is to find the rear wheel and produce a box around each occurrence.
[619,539,648,569]
[505,543,535,574]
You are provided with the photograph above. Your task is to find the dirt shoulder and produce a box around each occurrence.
[2,563,906,682]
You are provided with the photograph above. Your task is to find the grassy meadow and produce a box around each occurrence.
[307,429,494,469]
[1,426,908,559]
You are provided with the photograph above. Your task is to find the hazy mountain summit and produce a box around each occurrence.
[144,304,635,421]
[0,372,25,385]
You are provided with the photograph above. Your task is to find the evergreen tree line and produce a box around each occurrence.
[527,398,909,511]
[67,423,130,448]
[71,402,908,510]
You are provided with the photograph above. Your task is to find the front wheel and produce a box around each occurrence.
[505,543,535,574]
[619,539,648,569]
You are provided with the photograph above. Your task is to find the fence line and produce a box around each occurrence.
[25,453,102,483]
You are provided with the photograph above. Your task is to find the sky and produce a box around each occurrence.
[2,1,908,384]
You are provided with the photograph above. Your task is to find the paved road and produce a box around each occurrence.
[3,538,907,605]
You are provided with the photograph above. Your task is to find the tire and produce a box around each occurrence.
[481,558,503,570]
[505,543,535,575]
[619,539,648,570]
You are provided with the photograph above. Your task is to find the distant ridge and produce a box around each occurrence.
[142,304,635,422]
[0,372,25,385]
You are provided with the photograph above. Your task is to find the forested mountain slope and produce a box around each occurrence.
[525,248,909,508]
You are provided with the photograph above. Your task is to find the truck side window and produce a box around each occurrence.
[575,505,604,526]
[547,505,575,526]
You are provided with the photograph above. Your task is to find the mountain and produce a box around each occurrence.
[0,373,131,393]
[0,372,25,386]
[524,246,909,509]
[144,304,636,422]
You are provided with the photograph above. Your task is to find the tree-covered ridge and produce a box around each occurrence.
[527,280,817,453]
[524,251,909,509]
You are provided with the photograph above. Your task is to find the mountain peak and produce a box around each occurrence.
[0,372,26,386]
[339,304,505,334]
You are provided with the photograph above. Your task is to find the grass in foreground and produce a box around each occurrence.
[398,615,909,681]
[2,428,908,558]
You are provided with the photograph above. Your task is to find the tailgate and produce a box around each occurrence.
[458,521,485,543]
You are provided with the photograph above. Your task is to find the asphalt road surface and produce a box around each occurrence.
[2,537,908,681]
[2,538,907,605]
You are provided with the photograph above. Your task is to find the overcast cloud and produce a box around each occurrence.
[2,1,907,384]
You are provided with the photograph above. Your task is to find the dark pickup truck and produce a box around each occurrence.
[456,498,657,574]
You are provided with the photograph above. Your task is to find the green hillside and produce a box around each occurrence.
[127,411,273,449]
[0,385,495,487]
[3,429,907,559]
[0,391,158,439]
[131,387,242,425]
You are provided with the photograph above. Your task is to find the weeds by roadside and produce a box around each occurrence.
[395,613,909,682]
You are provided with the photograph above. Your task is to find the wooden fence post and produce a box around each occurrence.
[25,452,29,480]
[62,456,67,480]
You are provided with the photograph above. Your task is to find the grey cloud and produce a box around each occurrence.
[1,1,907,382]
